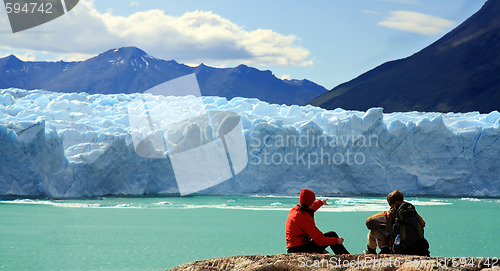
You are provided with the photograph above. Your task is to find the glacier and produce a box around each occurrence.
[1,88,499,198]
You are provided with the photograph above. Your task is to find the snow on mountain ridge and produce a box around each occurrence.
[1,88,499,198]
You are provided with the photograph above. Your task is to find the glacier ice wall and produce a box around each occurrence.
[1,88,499,198]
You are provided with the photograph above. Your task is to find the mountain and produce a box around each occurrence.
[309,0,500,113]
[0,47,327,105]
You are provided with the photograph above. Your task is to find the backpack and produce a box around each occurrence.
[391,202,430,256]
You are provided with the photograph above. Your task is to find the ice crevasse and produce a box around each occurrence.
[0,88,499,198]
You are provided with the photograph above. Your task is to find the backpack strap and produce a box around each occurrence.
[390,202,403,235]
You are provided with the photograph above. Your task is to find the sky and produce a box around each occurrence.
[0,0,488,89]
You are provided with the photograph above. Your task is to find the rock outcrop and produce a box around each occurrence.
[169,253,500,271]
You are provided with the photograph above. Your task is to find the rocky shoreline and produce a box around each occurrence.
[168,253,500,271]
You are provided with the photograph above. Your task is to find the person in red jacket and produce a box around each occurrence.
[286,189,349,254]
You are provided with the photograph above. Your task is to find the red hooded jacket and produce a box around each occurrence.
[285,200,338,248]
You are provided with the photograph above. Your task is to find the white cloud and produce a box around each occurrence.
[130,1,139,7]
[362,10,379,15]
[0,51,36,61]
[378,10,454,35]
[0,0,312,66]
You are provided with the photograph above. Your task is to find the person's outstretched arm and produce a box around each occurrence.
[310,198,328,212]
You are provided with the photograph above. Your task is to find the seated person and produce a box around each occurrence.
[364,189,428,256]
[286,189,349,254]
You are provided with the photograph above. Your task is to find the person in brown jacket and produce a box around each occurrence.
[363,190,426,255]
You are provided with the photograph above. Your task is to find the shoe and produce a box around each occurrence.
[363,245,377,255]
[379,246,392,254]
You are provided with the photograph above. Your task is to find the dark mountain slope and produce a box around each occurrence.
[309,0,500,113]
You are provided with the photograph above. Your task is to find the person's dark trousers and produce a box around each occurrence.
[287,231,350,254]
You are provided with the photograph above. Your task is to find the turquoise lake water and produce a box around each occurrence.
[1,196,499,270]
